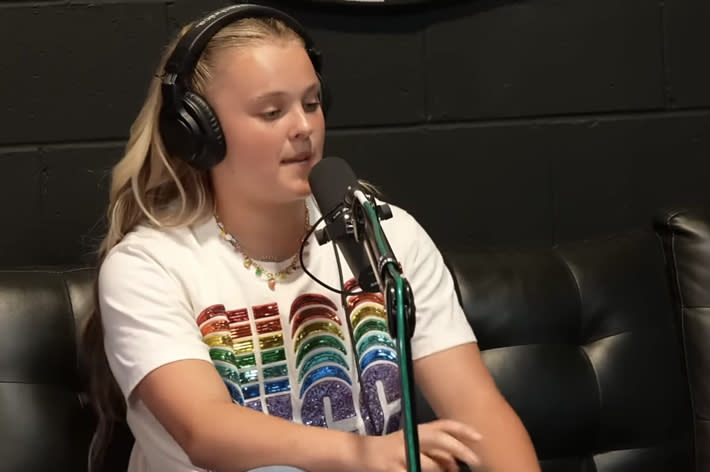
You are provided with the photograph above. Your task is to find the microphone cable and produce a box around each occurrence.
[297,200,382,436]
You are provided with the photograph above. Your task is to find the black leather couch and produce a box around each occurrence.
[1,208,708,472]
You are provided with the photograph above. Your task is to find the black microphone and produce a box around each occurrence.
[308,157,380,292]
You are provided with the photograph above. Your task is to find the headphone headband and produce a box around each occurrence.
[163,4,321,90]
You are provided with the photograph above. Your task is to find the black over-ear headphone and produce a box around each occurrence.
[159,4,328,171]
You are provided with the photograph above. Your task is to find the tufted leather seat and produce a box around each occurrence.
[0,269,96,470]
[0,268,131,472]
[430,230,696,471]
[1,214,707,471]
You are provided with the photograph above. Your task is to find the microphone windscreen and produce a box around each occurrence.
[308,157,358,215]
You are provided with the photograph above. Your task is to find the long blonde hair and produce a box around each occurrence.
[82,16,305,471]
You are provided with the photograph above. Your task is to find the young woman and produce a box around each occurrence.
[84,4,539,472]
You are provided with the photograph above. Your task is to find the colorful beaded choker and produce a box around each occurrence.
[215,205,311,291]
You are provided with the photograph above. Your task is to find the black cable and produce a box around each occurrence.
[298,204,364,296]
[298,201,378,434]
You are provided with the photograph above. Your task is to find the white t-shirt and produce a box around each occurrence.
[99,198,477,472]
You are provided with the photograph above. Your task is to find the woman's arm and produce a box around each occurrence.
[414,343,540,472]
[137,357,483,472]
[135,358,360,472]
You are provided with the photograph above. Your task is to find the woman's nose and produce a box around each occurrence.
[290,107,314,140]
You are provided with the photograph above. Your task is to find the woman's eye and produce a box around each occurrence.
[261,109,282,120]
[304,101,321,112]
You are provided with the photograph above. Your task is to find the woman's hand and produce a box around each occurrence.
[359,419,482,472]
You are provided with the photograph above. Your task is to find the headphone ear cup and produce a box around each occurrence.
[182,92,226,170]
[159,101,201,166]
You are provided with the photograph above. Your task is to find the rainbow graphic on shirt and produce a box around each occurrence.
[196,279,402,435]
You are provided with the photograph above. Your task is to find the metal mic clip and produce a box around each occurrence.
[314,203,356,245]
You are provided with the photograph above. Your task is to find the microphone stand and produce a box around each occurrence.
[351,189,421,472]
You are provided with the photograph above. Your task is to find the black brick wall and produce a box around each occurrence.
[1,0,708,266]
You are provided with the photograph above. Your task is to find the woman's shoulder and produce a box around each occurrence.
[378,200,421,234]
[375,200,442,263]
[116,223,197,253]
[101,220,212,278]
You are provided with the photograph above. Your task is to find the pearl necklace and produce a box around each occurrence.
[215,206,310,291]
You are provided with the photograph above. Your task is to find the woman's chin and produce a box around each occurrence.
[291,180,314,197]
[294,187,313,199]
[274,185,312,203]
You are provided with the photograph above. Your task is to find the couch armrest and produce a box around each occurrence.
[655,208,710,472]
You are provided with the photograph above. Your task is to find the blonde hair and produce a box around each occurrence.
[103,17,306,255]
[83,16,305,471]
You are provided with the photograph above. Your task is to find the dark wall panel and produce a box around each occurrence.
[0,3,167,145]
[0,150,43,266]
[0,144,121,267]
[42,144,122,266]
[168,0,228,33]
[665,0,710,108]
[635,112,710,219]
[286,9,428,128]
[0,0,707,268]
[170,0,429,128]
[324,112,710,251]
[325,123,553,249]
[553,112,710,242]
[425,0,664,121]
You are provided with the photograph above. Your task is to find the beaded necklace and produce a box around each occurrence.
[215,205,311,291]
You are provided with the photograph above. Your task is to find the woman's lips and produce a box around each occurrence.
[281,152,313,164]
